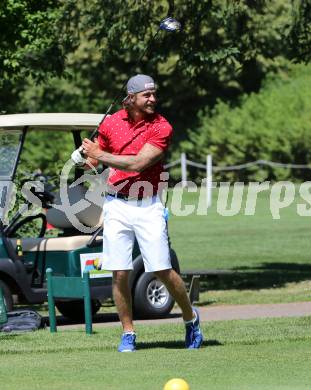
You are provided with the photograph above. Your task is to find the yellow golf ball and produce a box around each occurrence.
[163,378,190,390]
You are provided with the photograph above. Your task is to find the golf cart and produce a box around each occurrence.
[0,113,180,321]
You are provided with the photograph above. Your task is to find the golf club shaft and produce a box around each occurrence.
[87,29,161,141]
[73,17,180,162]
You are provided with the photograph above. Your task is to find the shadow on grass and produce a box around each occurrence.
[183,262,311,294]
[137,339,222,350]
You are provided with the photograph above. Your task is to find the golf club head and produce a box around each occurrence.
[159,17,181,32]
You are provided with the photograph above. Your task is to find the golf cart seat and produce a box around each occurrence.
[46,184,104,229]
[9,235,102,252]
[8,184,104,252]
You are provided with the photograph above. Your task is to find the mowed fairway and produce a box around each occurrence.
[168,187,311,270]
[1,316,311,390]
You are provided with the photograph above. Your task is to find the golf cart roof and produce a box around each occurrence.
[0,113,105,131]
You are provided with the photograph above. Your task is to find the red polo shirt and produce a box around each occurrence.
[98,109,173,196]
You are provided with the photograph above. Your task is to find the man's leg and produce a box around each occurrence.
[154,268,193,321]
[102,197,136,351]
[113,270,136,352]
[113,270,134,332]
[155,268,203,349]
[133,198,203,348]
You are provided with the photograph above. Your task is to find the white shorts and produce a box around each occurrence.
[101,195,172,272]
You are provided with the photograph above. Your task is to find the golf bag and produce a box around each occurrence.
[0,310,44,333]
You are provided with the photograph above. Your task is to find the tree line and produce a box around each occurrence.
[0,0,310,180]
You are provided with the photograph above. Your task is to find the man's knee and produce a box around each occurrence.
[113,270,130,285]
[154,268,174,281]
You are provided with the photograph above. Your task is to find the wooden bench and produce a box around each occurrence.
[181,269,237,304]
[46,268,93,335]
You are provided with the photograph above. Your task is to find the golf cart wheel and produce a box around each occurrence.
[0,280,14,312]
[133,273,175,319]
[55,299,101,321]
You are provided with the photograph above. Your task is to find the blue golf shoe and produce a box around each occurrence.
[185,307,203,349]
[118,332,136,352]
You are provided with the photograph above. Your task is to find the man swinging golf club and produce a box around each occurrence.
[81,74,203,352]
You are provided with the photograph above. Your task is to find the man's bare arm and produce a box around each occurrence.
[97,143,164,172]
[82,138,164,172]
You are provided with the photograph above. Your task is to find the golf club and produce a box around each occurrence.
[71,16,181,165]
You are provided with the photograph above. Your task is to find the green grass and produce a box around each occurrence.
[1,316,311,389]
[198,280,311,306]
[168,187,311,271]
[167,188,311,301]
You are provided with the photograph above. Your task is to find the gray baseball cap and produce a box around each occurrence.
[126,74,156,94]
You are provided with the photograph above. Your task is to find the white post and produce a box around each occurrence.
[206,154,212,207]
[181,152,187,188]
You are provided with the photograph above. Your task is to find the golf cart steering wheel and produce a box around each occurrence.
[6,174,55,238]
[7,213,47,238]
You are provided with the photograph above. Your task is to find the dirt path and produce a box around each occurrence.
[54,301,311,330]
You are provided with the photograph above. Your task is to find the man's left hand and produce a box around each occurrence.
[82,138,102,159]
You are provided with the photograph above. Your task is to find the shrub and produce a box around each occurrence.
[180,64,311,182]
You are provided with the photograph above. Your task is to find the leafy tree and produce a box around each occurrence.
[180,64,311,182]
[15,1,295,134]
[0,0,75,112]
[289,0,311,63]
[19,130,73,175]
[2,0,310,178]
